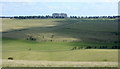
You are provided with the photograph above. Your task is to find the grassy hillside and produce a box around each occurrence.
[2,18,118,67]
[2,18,118,43]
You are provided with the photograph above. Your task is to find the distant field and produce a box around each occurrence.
[2,18,118,67]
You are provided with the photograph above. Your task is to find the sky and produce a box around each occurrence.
[0,0,119,16]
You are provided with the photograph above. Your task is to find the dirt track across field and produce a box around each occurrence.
[2,59,118,67]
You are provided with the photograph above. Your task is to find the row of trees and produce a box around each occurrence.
[70,16,120,19]
[11,15,66,19]
[10,15,120,19]
[71,45,120,50]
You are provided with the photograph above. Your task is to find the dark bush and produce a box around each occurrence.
[50,40,52,42]
[86,46,92,49]
[118,46,120,49]
[104,46,108,49]
[71,47,77,50]
[112,46,118,49]
[94,46,97,49]
[8,57,13,60]
[114,41,118,44]
[28,48,31,51]
[42,36,44,39]
[26,36,36,41]
[63,40,67,42]
[51,35,54,38]
[99,46,103,49]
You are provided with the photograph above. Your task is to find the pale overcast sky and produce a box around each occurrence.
[0,0,119,16]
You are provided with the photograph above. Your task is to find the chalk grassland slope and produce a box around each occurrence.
[2,18,118,43]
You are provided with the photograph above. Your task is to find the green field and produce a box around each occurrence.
[3,38,118,62]
[2,18,118,67]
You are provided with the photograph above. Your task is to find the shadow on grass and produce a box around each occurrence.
[2,19,118,45]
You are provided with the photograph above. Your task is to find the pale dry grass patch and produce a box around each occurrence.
[2,59,118,67]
